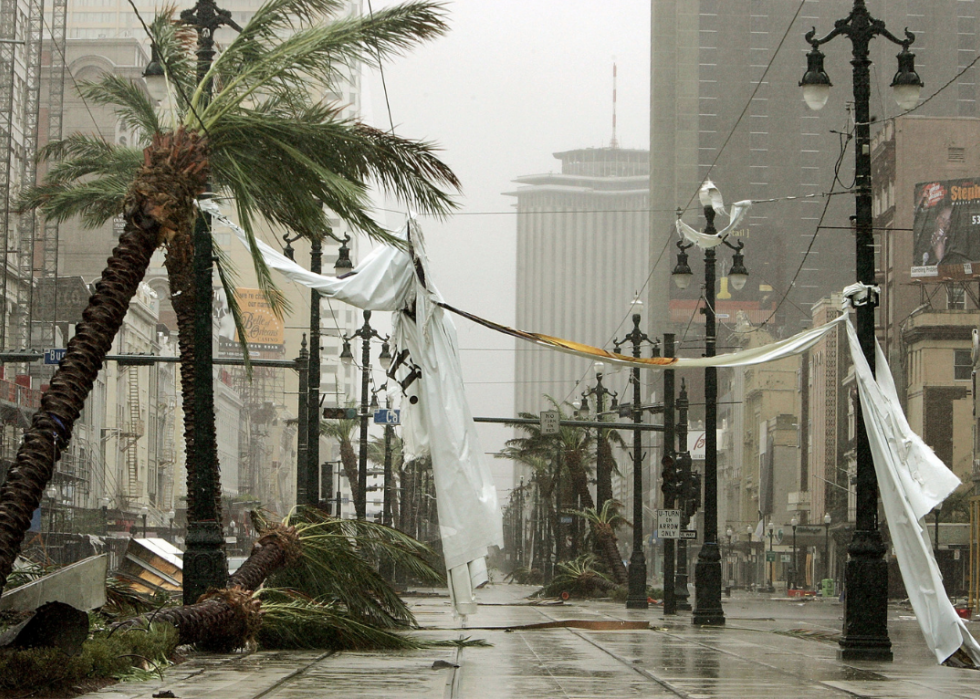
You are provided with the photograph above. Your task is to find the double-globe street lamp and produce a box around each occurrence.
[799,0,923,661]
[340,311,392,519]
[612,304,656,610]
[284,225,353,508]
[673,183,749,627]
[790,516,799,590]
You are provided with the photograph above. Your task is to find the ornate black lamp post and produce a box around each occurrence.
[579,363,617,511]
[673,185,749,627]
[790,516,799,590]
[823,512,833,586]
[766,520,775,593]
[143,0,244,604]
[661,333,676,615]
[340,311,391,519]
[800,0,923,661]
[613,303,655,610]
[284,225,352,508]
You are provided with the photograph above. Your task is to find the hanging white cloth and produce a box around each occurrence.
[675,199,753,249]
[213,203,503,617]
[844,319,980,665]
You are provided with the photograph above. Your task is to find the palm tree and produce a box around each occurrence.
[368,432,403,525]
[320,404,363,519]
[499,399,629,585]
[0,0,459,593]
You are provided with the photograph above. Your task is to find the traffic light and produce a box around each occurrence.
[661,454,678,504]
[322,407,358,419]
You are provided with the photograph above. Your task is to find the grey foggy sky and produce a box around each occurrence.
[365,1,651,494]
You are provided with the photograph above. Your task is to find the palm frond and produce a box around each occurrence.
[255,589,421,650]
[213,242,252,377]
[76,74,161,140]
[203,1,450,127]
[20,178,132,226]
[268,508,442,629]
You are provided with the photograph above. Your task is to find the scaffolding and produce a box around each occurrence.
[122,366,144,500]
[37,0,67,349]
[13,0,44,351]
[0,0,18,352]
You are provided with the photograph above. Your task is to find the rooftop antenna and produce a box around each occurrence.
[610,61,619,148]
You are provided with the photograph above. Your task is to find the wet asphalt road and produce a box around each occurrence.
[80,585,980,698]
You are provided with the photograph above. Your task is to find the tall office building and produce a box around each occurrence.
[650,0,980,336]
[508,147,650,417]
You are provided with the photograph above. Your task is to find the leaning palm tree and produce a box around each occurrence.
[0,0,459,593]
[320,404,363,518]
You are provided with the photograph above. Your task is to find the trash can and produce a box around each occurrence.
[821,578,834,598]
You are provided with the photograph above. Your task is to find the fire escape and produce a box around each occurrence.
[123,366,144,500]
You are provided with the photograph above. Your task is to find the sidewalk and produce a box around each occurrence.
[79,585,980,698]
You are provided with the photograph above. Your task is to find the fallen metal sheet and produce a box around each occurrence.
[115,538,183,596]
[0,554,107,611]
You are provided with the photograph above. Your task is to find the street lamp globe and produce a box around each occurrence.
[672,243,694,290]
[767,521,774,534]
[800,46,832,110]
[890,47,923,110]
[379,340,393,370]
[142,45,168,103]
[728,246,749,292]
[791,516,799,527]
[747,525,754,539]
[339,339,354,366]
[46,486,58,501]
[824,512,832,525]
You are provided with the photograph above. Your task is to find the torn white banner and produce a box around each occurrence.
[212,202,502,617]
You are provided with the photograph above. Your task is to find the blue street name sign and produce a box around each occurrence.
[373,409,401,425]
[43,348,66,365]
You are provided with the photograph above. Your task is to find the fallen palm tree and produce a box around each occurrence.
[113,509,441,652]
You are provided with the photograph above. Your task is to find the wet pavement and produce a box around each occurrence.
[79,585,980,698]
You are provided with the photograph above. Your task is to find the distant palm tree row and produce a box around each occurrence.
[497,398,630,586]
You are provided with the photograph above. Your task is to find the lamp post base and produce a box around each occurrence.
[626,550,648,609]
[692,544,725,626]
[182,521,227,605]
[838,532,892,661]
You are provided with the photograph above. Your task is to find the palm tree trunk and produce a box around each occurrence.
[565,452,628,585]
[0,128,207,593]
[0,220,159,592]
[227,524,300,591]
[339,438,363,519]
[163,233,221,523]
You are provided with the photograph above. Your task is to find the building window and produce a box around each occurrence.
[948,285,966,310]
[955,349,973,381]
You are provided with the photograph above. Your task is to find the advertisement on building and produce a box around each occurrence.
[912,178,980,279]
[215,287,285,358]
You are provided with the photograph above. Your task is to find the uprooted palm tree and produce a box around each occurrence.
[0,0,459,594]
[498,398,629,585]
[115,508,441,652]
[320,403,364,518]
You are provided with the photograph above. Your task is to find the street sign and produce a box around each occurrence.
[540,410,560,435]
[657,509,681,539]
[679,530,697,540]
[795,525,824,536]
[560,515,573,524]
[780,553,792,563]
[43,348,66,365]
[373,409,401,425]
[766,551,776,562]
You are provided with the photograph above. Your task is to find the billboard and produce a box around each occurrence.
[215,287,285,358]
[912,178,980,279]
